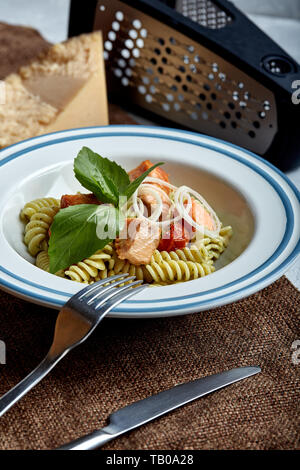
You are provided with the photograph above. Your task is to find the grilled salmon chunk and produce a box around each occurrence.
[115,218,161,265]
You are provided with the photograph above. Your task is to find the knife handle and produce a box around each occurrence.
[57,427,117,450]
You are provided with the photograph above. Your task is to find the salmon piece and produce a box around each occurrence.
[190,199,215,232]
[115,218,161,265]
[61,193,101,209]
[128,160,170,194]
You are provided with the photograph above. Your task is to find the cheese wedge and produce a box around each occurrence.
[0,32,108,149]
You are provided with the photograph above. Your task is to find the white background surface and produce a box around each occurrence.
[0,0,299,289]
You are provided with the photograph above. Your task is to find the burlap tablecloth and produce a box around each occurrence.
[0,277,299,450]
[0,22,299,451]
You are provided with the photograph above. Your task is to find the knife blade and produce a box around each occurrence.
[58,366,261,450]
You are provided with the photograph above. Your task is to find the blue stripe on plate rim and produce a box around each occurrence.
[0,126,299,313]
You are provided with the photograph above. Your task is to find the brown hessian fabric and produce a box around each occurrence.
[0,277,299,450]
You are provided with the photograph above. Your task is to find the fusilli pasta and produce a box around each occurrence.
[64,245,114,283]
[20,197,60,222]
[146,249,215,284]
[23,205,59,256]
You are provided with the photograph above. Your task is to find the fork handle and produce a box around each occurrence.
[0,352,64,418]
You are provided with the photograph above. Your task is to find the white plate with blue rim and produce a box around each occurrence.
[0,125,299,318]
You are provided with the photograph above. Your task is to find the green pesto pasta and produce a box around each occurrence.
[20,197,60,222]
[64,246,113,283]
[23,204,59,256]
[146,250,215,284]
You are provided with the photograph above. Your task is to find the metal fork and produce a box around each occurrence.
[0,274,146,417]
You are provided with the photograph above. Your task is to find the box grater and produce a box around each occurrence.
[69,0,300,170]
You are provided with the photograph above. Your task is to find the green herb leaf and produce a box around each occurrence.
[74,147,130,205]
[48,204,124,273]
[124,162,164,200]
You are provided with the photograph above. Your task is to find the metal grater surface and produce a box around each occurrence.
[94,0,277,154]
[176,0,232,29]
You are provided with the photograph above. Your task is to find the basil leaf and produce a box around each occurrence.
[74,147,130,205]
[124,162,164,200]
[48,204,124,273]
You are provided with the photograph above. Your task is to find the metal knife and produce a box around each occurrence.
[57,366,261,450]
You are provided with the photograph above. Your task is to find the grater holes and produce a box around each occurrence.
[166,93,174,102]
[145,94,153,103]
[162,57,168,64]
[228,102,235,110]
[142,76,150,85]
[129,29,138,39]
[132,19,142,29]
[140,28,148,38]
[121,49,130,59]
[158,38,165,46]
[158,67,164,74]
[248,131,256,138]
[121,77,129,86]
[112,21,120,32]
[151,58,157,65]
[113,68,123,78]
[125,68,133,77]
[253,121,260,129]
[231,121,237,129]
[104,41,113,51]
[162,103,170,112]
[118,58,126,68]
[174,103,181,111]
[211,93,217,101]
[219,121,226,129]
[178,0,232,30]
[224,111,231,119]
[115,11,124,22]
[103,51,109,61]
[108,31,116,41]
[138,85,146,95]
[125,39,134,49]
[132,48,140,58]
[136,38,144,48]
